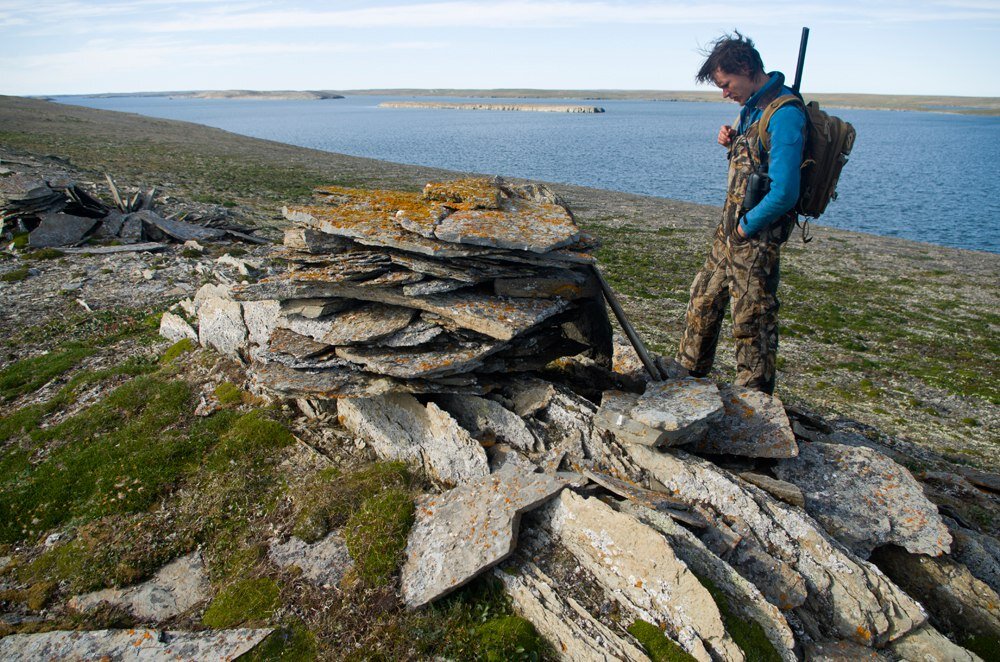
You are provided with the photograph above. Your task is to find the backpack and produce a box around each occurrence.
[759,95,856,219]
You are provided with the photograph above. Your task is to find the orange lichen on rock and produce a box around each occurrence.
[422,177,503,210]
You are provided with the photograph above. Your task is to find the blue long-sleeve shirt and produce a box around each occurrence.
[736,72,806,237]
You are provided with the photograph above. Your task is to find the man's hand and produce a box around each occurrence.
[718,124,736,147]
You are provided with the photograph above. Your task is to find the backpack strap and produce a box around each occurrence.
[758,94,804,152]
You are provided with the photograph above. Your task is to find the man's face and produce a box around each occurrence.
[712,67,758,105]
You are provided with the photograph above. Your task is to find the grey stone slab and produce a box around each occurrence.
[283,227,354,253]
[135,210,227,242]
[542,490,738,662]
[242,299,282,347]
[376,318,444,348]
[68,552,209,621]
[628,444,927,646]
[268,327,332,360]
[402,278,468,296]
[434,393,539,452]
[400,464,566,608]
[197,296,247,357]
[252,361,482,398]
[486,444,539,474]
[433,197,581,253]
[59,242,169,254]
[159,311,198,343]
[28,212,98,247]
[738,472,805,508]
[280,297,352,318]
[594,390,668,447]
[947,517,1000,594]
[268,532,353,588]
[630,378,724,445]
[496,561,650,662]
[616,500,798,662]
[493,269,596,300]
[94,210,126,238]
[118,214,143,241]
[337,340,500,379]
[0,628,273,661]
[284,204,493,258]
[387,251,502,283]
[775,442,951,558]
[687,385,798,458]
[280,303,415,346]
[890,625,980,662]
[584,469,710,528]
[338,393,489,486]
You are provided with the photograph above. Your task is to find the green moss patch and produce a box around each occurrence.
[0,344,93,401]
[24,248,64,260]
[0,375,221,543]
[474,615,542,661]
[202,577,281,628]
[344,488,415,585]
[697,576,781,661]
[244,620,317,661]
[1,267,29,282]
[292,462,413,543]
[214,381,244,406]
[963,634,1000,661]
[627,619,697,662]
[159,337,196,364]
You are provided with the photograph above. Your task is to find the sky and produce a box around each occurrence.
[1,1,998,97]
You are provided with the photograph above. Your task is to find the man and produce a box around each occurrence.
[676,31,806,395]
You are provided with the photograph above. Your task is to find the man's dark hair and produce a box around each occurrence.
[696,31,765,83]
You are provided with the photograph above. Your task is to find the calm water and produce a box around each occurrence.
[53,94,1000,254]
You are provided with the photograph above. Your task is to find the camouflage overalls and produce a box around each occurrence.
[676,109,797,395]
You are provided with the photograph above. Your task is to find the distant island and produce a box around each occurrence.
[379,101,604,113]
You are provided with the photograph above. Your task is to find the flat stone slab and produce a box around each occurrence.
[496,562,650,662]
[594,390,668,446]
[134,210,227,242]
[631,378,724,442]
[0,628,273,661]
[198,296,247,357]
[68,552,209,621]
[252,361,480,398]
[159,311,198,343]
[433,197,581,253]
[280,303,415,345]
[584,469,710,528]
[28,212,98,247]
[337,340,500,379]
[60,241,169,254]
[400,464,566,608]
[377,318,444,347]
[268,532,353,588]
[238,277,571,341]
[544,490,738,662]
[338,393,489,485]
[280,297,351,319]
[628,444,927,646]
[283,227,354,253]
[268,327,332,360]
[285,202,490,259]
[434,394,539,452]
[686,385,798,458]
[775,442,952,558]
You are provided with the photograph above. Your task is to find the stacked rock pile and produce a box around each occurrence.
[1,172,264,248]
[232,177,613,397]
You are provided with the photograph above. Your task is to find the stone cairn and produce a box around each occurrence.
[160,177,994,662]
[230,177,612,398]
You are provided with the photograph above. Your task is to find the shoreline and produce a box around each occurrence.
[39,89,1000,116]
[1,94,997,468]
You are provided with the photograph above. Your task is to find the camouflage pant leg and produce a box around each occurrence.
[676,228,731,377]
[728,236,782,394]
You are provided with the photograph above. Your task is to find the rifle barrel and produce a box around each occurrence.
[792,27,810,95]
